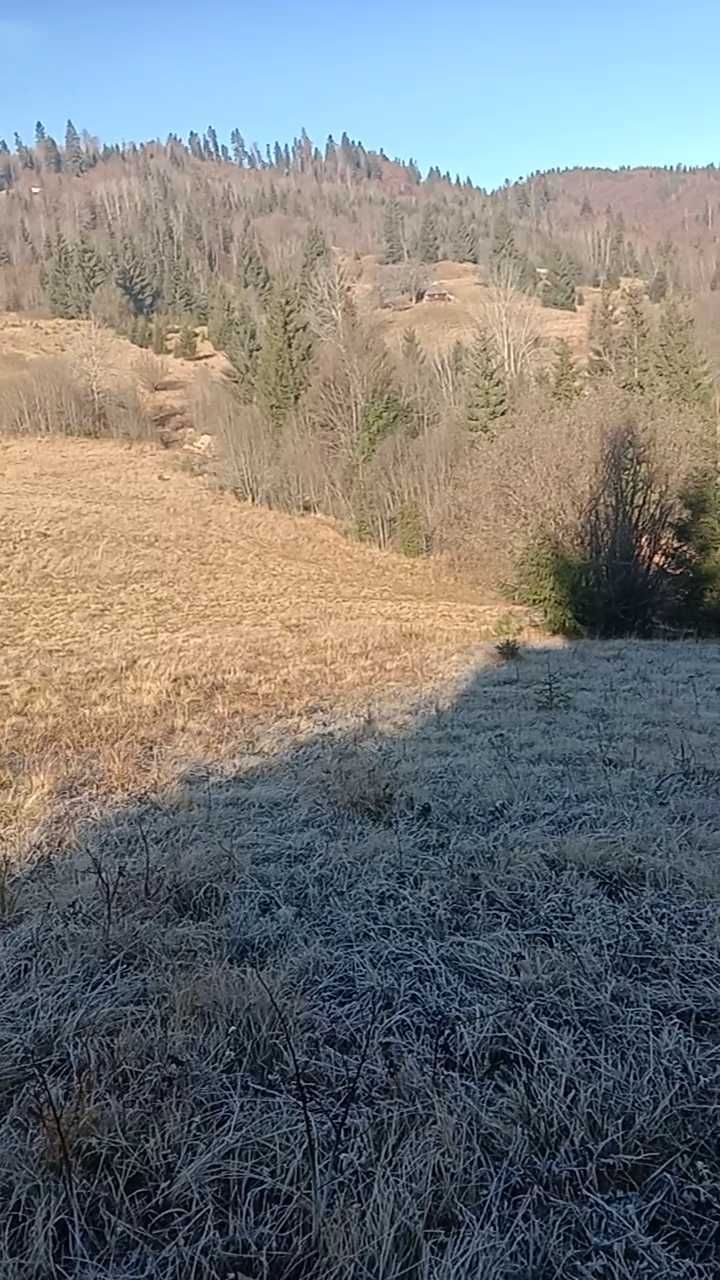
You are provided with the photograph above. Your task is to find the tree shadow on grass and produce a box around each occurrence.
[5,641,720,1278]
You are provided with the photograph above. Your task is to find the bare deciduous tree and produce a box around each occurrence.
[478,258,541,380]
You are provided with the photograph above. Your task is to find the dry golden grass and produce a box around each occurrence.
[0,311,232,447]
[1,436,518,851]
[359,264,594,360]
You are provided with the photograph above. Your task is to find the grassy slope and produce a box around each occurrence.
[360,261,594,361]
[2,440,720,1277]
[1,437,505,849]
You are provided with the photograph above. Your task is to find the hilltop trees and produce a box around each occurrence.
[65,120,86,176]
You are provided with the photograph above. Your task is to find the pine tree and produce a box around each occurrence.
[551,339,581,402]
[655,299,711,409]
[65,120,86,176]
[580,194,594,218]
[382,200,404,265]
[418,205,440,264]
[542,250,576,311]
[615,286,653,394]
[464,328,508,434]
[588,289,618,378]
[256,280,313,428]
[116,241,156,317]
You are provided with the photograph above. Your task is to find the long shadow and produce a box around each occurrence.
[5,641,720,1277]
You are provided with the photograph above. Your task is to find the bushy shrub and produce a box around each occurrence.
[513,534,586,635]
[396,500,428,557]
[675,473,720,630]
[514,424,719,636]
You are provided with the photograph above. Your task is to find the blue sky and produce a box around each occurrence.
[1,0,719,188]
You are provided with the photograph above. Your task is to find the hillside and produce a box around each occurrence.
[1,435,515,850]
[3,436,720,1276]
[3,121,720,1276]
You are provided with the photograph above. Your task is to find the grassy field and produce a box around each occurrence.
[361,260,594,361]
[2,438,720,1277]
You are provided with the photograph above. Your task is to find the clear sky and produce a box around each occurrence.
[1,0,719,188]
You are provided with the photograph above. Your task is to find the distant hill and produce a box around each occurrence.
[1,124,720,327]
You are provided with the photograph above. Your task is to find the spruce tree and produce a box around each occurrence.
[551,339,581,402]
[397,501,427,557]
[14,133,33,169]
[168,256,198,318]
[70,237,106,315]
[490,212,534,289]
[301,224,329,283]
[450,215,477,263]
[65,120,86,176]
[237,229,270,294]
[464,329,508,435]
[256,279,313,428]
[615,286,653,394]
[116,241,156,317]
[605,219,625,287]
[225,299,261,399]
[382,200,404,265]
[45,233,74,317]
[42,136,62,173]
[655,299,711,409]
[588,289,618,378]
[207,284,237,352]
[542,250,576,310]
[418,205,440,264]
